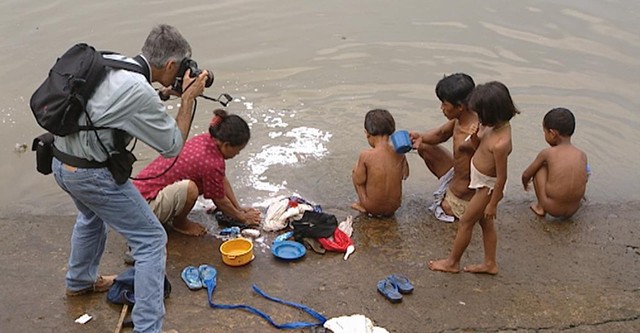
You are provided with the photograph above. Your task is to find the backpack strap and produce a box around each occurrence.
[101,55,150,83]
[78,54,151,132]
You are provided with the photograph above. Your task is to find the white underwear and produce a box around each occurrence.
[469,160,496,194]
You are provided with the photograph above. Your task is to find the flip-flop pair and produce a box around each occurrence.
[181,264,217,291]
[377,274,414,303]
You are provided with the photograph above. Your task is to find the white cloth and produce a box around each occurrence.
[323,314,389,333]
[338,215,354,237]
[427,168,455,223]
[469,160,497,194]
[263,196,312,231]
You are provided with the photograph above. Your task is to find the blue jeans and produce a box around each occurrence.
[53,158,167,333]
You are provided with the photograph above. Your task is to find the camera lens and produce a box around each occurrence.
[204,70,214,87]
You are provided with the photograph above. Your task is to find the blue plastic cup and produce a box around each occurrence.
[390,130,412,154]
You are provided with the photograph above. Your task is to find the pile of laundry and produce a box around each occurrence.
[264,196,355,257]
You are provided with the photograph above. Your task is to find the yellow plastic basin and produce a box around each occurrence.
[220,238,254,266]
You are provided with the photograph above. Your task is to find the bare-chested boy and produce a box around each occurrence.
[521,107,589,218]
[409,73,477,222]
[352,109,409,217]
[429,81,519,275]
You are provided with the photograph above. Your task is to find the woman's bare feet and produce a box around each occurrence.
[530,202,545,216]
[463,263,498,275]
[172,219,207,236]
[428,258,460,273]
[350,202,367,214]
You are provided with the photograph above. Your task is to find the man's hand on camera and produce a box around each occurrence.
[180,69,207,100]
[158,86,178,101]
[175,69,207,142]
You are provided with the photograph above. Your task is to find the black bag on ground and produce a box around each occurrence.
[31,132,54,175]
[107,267,172,306]
[291,211,338,241]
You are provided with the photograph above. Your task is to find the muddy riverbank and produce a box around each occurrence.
[1,199,638,332]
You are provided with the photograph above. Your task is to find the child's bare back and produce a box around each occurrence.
[352,109,409,217]
[522,107,588,218]
[523,143,588,218]
[353,145,408,216]
[542,145,587,214]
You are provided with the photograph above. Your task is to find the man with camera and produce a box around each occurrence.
[51,24,209,333]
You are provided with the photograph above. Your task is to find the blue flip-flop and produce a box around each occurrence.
[389,274,414,294]
[202,266,217,296]
[181,266,203,290]
[198,264,217,285]
[377,277,402,303]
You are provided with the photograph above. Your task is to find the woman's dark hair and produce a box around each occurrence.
[543,107,575,136]
[468,81,520,126]
[364,109,395,136]
[435,73,475,106]
[208,109,250,147]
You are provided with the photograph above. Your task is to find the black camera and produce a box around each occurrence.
[171,58,214,94]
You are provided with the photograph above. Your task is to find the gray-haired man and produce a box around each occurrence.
[52,24,208,333]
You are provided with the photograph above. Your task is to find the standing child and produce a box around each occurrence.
[521,107,589,218]
[429,81,519,274]
[352,109,410,217]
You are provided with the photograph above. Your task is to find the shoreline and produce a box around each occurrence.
[1,201,639,332]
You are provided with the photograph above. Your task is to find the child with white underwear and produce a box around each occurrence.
[429,81,519,275]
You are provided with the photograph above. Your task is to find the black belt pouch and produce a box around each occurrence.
[31,132,54,175]
[107,150,137,185]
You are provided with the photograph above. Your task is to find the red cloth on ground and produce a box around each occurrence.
[317,228,352,252]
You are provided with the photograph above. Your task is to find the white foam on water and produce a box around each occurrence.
[233,98,332,207]
[241,125,331,197]
[187,97,331,213]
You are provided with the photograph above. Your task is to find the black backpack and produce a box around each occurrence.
[29,43,148,136]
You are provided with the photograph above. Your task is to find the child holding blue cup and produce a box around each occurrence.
[351,109,410,217]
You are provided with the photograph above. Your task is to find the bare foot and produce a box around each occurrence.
[172,219,207,236]
[350,202,367,214]
[529,202,545,216]
[463,263,498,275]
[428,258,460,273]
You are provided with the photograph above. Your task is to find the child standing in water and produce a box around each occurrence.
[352,109,409,217]
[429,81,519,274]
[521,107,589,218]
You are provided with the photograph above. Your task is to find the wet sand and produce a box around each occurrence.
[1,199,639,332]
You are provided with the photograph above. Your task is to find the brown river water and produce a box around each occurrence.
[1,0,638,216]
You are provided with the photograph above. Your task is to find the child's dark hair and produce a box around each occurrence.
[209,109,250,146]
[435,73,475,106]
[543,107,575,136]
[468,81,520,126]
[364,109,395,136]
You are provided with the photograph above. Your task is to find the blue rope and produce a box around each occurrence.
[205,279,326,329]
